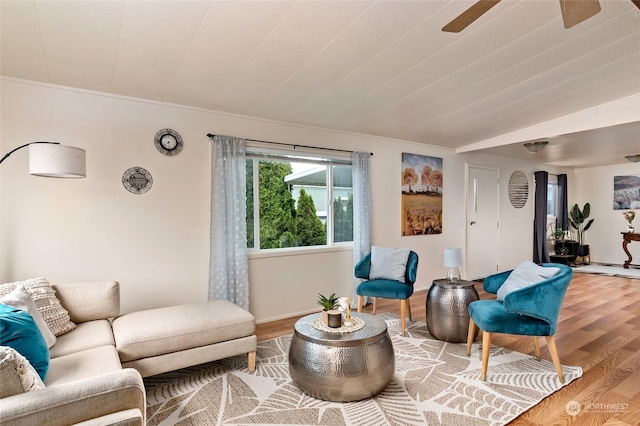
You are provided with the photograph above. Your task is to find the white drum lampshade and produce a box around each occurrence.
[29,143,86,178]
[444,247,463,282]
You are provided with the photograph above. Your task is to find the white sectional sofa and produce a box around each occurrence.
[0,280,257,426]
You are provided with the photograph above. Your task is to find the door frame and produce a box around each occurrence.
[465,163,500,280]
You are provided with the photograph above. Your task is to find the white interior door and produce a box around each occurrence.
[467,166,499,280]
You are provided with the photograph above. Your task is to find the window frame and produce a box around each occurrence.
[546,174,563,239]
[245,147,354,254]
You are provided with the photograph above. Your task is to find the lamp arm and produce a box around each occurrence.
[0,141,60,165]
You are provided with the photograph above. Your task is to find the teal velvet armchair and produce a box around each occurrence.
[466,263,573,382]
[355,250,419,336]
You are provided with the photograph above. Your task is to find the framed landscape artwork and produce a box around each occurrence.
[613,175,640,210]
[401,153,443,235]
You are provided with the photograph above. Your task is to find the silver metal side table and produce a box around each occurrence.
[288,312,394,402]
[427,279,480,343]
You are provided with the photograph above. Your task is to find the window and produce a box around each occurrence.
[547,175,559,217]
[546,174,560,239]
[246,151,353,250]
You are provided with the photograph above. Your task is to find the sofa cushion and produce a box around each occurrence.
[113,300,255,362]
[1,284,57,348]
[45,345,122,387]
[369,246,410,282]
[0,303,50,381]
[49,320,116,359]
[53,281,120,323]
[0,277,76,336]
[0,346,45,398]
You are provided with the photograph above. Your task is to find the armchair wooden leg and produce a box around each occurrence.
[545,336,565,383]
[406,297,412,321]
[357,295,364,313]
[466,318,476,356]
[400,299,407,336]
[532,336,541,361]
[481,331,491,381]
[372,297,378,315]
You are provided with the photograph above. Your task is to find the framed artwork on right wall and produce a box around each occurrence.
[613,174,640,210]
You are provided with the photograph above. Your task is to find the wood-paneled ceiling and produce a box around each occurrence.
[2,1,639,167]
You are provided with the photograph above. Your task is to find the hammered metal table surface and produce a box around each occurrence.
[427,279,480,343]
[288,312,395,402]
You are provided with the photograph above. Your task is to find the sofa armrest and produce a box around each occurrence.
[53,281,120,323]
[73,409,143,426]
[0,369,145,426]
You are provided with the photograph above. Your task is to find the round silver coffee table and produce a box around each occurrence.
[427,279,480,343]
[288,312,395,402]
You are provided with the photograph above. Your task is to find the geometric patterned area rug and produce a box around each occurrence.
[144,313,582,426]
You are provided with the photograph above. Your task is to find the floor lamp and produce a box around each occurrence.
[0,142,86,178]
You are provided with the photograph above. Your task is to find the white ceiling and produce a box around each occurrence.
[2,0,639,167]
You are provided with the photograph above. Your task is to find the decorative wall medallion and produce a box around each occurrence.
[508,170,528,208]
[154,128,183,156]
[122,167,153,195]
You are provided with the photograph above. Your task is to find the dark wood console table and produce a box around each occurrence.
[622,232,640,269]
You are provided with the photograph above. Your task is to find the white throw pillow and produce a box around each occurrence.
[0,346,45,398]
[369,246,410,282]
[0,277,75,336]
[1,284,57,348]
[496,261,561,301]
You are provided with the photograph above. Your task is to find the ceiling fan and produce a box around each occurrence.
[442,0,640,33]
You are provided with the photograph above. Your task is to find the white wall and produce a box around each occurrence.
[2,77,547,322]
[573,163,640,264]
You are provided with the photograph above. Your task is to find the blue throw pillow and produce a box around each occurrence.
[0,303,50,381]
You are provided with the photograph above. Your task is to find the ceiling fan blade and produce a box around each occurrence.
[442,0,501,33]
[558,0,601,29]
[632,0,640,9]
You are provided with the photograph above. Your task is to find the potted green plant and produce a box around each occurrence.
[550,227,566,255]
[317,292,338,324]
[569,202,594,257]
[552,227,565,241]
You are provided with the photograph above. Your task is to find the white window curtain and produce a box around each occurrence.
[352,151,372,304]
[209,135,249,310]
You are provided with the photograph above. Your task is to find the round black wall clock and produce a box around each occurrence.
[122,167,153,195]
[154,128,183,156]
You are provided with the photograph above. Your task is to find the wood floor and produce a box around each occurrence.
[255,271,640,425]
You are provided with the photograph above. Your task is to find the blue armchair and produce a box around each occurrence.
[466,263,573,382]
[355,250,419,336]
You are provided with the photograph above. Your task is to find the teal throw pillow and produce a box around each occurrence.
[0,303,50,381]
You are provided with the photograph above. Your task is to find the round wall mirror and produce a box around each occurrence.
[508,170,528,208]
[122,167,153,195]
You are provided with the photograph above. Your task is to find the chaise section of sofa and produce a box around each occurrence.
[113,299,257,378]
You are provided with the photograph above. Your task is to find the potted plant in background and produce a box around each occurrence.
[317,292,338,324]
[570,202,594,257]
[552,227,565,241]
[551,226,568,254]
